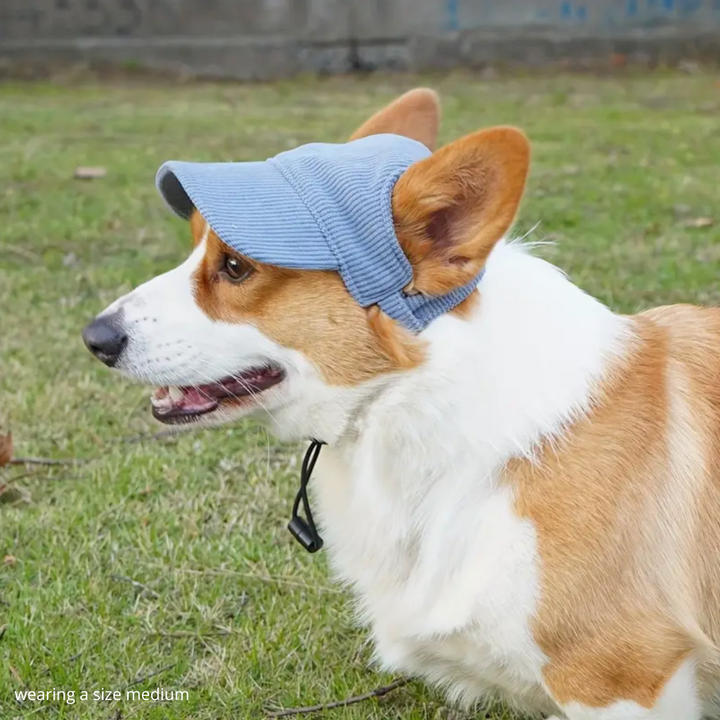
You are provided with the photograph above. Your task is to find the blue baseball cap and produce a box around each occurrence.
[156,134,481,333]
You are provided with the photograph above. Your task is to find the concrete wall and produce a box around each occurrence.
[1,0,719,79]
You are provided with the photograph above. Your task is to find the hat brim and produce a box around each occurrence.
[156,160,337,271]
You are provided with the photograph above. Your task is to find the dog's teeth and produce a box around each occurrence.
[151,392,171,409]
[168,386,184,402]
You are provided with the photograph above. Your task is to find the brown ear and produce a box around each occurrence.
[349,88,441,151]
[391,126,530,295]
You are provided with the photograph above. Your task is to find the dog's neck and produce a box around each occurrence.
[337,241,629,459]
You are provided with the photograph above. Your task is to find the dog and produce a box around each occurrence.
[82,88,720,719]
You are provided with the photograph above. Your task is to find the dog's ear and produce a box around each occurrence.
[349,88,440,151]
[391,127,530,295]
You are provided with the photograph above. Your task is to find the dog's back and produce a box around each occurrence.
[503,303,720,713]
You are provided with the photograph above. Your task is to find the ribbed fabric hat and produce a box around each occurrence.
[156,134,482,333]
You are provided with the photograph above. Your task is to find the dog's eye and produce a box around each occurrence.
[220,254,252,283]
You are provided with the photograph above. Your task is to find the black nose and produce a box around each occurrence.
[82,313,127,367]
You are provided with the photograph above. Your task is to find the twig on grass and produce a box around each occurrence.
[39,645,89,678]
[148,629,231,639]
[2,469,44,483]
[67,646,91,664]
[0,242,43,261]
[123,663,176,691]
[265,678,409,718]
[10,457,84,467]
[110,574,160,599]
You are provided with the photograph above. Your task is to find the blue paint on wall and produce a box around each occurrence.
[442,0,714,33]
[445,0,459,31]
[554,2,591,22]
[613,0,712,25]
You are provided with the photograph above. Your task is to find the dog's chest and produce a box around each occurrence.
[313,447,550,711]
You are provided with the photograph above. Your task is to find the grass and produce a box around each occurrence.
[0,69,719,720]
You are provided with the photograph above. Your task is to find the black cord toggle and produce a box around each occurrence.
[288,440,324,553]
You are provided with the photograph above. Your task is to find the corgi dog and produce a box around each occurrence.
[82,88,720,720]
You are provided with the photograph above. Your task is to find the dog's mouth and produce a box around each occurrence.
[150,365,285,424]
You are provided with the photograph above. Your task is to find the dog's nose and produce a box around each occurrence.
[82,313,127,367]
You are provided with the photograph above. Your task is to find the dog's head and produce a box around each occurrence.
[82,90,529,441]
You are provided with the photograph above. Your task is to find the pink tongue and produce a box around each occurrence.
[179,387,217,412]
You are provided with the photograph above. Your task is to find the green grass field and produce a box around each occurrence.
[1,70,719,719]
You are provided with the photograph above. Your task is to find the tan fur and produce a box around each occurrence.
[448,292,480,320]
[510,306,720,708]
[366,305,426,369]
[189,210,207,247]
[349,87,441,151]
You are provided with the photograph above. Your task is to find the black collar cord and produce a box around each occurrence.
[288,440,325,553]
